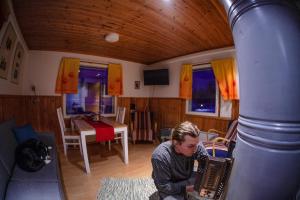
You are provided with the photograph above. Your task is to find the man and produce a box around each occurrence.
[151,121,208,200]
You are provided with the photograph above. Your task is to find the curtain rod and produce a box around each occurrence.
[61,57,108,65]
[192,62,210,66]
[80,60,108,66]
[80,60,209,66]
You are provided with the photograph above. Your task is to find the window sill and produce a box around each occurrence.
[185,111,218,117]
[185,113,232,120]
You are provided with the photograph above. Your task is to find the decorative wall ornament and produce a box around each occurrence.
[0,23,17,79]
[10,42,24,84]
[134,81,140,89]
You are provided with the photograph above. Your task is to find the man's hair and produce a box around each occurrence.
[171,121,200,143]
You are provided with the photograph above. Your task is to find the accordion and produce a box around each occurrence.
[191,141,236,200]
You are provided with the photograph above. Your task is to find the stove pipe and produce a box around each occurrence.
[218,0,300,199]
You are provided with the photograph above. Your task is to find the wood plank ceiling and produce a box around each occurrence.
[12,0,233,64]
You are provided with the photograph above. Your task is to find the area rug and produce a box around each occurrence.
[97,177,159,200]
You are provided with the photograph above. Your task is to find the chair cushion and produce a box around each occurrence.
[206,149,228,158]
[204,141,228,158]
[5,180,61,200]
[0,119,17,174]
[13,124,38,144]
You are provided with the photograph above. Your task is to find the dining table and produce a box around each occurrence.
[72,117,129,174]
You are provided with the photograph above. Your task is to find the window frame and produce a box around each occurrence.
[185,64,220,117]
[63,64,117,118]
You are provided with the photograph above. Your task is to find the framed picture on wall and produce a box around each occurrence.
[134,81,140,89]
[0,23,17,80]
[10,42,24,84]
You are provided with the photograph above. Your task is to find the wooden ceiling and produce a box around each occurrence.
[12,0,233,64]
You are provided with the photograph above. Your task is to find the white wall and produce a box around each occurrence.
[23,47,237,98]
[0,1,29,95]
[145,47,237,98]
[23,50,150,97]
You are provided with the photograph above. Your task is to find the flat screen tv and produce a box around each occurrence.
[143,69,169,85]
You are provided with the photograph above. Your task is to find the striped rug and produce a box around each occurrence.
[97,177,159,200]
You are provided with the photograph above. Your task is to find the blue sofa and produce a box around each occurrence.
[0,119,65,200]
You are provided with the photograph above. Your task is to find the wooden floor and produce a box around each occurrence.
[59,142,157,200]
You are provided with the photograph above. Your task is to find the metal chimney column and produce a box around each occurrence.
[218,0,300,199]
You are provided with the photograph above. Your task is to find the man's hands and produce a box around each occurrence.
[186,185,194,192]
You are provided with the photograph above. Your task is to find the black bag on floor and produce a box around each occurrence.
[15,138,50,172]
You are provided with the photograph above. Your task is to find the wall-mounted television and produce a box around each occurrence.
[143,69,169,85]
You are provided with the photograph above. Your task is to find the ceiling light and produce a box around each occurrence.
[104,32,119,43]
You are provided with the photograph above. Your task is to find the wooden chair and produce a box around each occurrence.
[203,120,238,154]
[116,107,126,124]
[108,106,126,150]
[57,107,82,156]
[199,120,238,142]
[209,120,238,141]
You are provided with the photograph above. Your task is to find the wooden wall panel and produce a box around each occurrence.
[118,97,240,138]
[0,95,26,125]
[0,95,238,145]
[23,96,41,130]
[183,115,229,137]
[150,98,182,129]
[0,95,62,144]
[231,100,240,120]
[133,98,150,111]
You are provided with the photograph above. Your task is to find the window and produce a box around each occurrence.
[65,66,116,116]
[186,64,219,116]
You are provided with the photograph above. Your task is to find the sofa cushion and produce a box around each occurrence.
[11,133,59,182]
[0,119,17,174]
[0,162,9,200]
[5,180,62,200]
[13,124,38,144]
[11,157,59,182]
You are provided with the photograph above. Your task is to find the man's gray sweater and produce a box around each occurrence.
[151,141,207,199]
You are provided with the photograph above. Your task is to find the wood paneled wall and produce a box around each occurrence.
[118,97,239,137]
[0,95,62,144]
[0,95,239,144]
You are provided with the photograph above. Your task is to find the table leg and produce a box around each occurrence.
[81,132,90,173]
[122,128,129,164]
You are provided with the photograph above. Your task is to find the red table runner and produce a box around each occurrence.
[85,120,114,142]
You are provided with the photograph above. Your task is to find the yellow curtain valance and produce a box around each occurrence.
[108,64,123,96]
[211,58,239,100]
[55,58,80,94]
[179,64,193,100]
